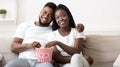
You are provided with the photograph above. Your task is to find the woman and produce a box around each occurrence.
[46,4,93,67]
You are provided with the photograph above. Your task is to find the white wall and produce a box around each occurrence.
[17,0,120,33]
[0,0,17,20]
[0,0,17,36]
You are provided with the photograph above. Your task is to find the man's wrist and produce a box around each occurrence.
[25,43,33,49]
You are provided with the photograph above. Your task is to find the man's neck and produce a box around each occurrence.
[34,21,50,27]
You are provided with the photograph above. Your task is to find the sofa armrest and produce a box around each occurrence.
[0,37,18,67]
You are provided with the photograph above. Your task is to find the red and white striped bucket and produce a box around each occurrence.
[35,48,53,62]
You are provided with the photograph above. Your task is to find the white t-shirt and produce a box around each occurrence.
[48,28,85,56]
[14,21,52,59]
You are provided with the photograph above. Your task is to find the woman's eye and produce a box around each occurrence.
[62,14,66,17]
[55,16,59,20]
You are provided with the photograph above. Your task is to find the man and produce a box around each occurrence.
[4,2,84,67]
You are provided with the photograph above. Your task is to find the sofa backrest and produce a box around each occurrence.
[83,35,120,67]
[1,34,120,67]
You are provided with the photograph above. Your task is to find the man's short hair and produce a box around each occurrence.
[44,2,56,11]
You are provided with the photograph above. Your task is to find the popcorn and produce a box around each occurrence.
[35,48,53,62]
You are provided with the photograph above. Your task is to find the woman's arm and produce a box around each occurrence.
[46,38,83,55]
[52,46,71,64]
[57,38,83,55]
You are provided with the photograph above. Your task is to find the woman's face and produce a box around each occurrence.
[55,9,69,27]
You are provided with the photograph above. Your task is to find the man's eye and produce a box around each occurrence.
[43,11,46,14]
[42,10,46,14]
[48,14,52,18]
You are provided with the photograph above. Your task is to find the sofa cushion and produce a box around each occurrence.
[83,35,120,67]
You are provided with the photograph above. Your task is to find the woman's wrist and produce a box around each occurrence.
[56,41,60,46]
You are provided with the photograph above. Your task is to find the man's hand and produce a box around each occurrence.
[76,23,84,32]
[31,41,41,49]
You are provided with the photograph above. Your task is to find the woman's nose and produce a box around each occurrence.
[59,17,62,21]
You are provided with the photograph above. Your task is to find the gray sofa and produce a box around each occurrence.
[0,34,120,67]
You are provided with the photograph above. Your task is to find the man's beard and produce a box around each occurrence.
[39,19,50,26]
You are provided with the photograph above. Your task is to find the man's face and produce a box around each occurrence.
[39,6,54,26]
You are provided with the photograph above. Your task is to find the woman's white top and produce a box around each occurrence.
[48,28,85,56]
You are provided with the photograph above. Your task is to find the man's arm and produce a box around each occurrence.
[76,23,84,32]
[11,37,32,54]
[11,37,41,54]
[76,24,93,65]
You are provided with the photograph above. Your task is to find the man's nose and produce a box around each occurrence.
[43,14,48,18]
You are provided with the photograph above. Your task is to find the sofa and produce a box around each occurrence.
[0,33,120,67]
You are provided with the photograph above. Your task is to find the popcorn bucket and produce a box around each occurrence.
[35,48,53,62]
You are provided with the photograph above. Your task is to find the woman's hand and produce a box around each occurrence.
[45,41,59,48]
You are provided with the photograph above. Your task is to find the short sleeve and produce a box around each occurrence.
[14,22,30,38]
[74,29,86,39]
